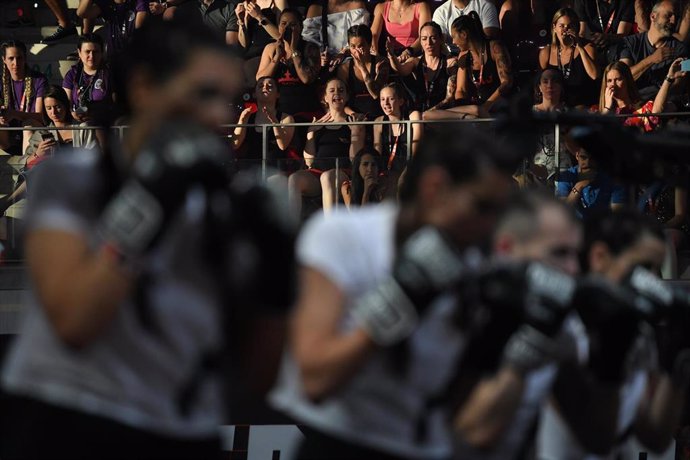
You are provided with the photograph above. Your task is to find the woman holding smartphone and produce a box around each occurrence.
[0,85,98,215]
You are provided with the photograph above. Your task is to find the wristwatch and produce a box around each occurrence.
[259,17,268,26]
[291,50,302,59]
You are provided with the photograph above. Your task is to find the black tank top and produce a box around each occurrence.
[463,48,500,105]
[346,59,383,119]
[546,47,598,106]
[405,56,449,112]
[240,111,287,170]
[275,43,320,116]
[311,125,351,171]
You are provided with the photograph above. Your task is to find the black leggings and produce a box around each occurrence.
[0,392,222,460]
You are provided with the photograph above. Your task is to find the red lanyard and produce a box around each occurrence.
[596,0,616,34]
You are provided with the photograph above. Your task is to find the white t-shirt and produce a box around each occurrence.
[432,0,499,40]
[535,331,655,460]
[1,151,226,438]
[269,204,467,459]
[302,8,370,55]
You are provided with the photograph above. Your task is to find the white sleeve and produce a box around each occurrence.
[297,213,356,292]
[479,0,499,29]
[432,3,449,36]
[301,16,323,47]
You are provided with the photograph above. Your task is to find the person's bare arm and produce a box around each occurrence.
[232,107,252,149]
[625,44,674,81]
[256,42,281,79]
[77,0,101,19]
[226,30,239,46]
[370,2,384,55]
[409,110,423,156]
[454,367,525,448]
[273,113,295,150]
[26,229,132,348]
[538,45,551,70]
[135,10,147,28]
[578,41,600,80]
[291,266,375,400]
[634,372,687,453]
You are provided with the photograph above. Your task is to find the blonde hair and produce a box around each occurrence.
[550,8,580,46]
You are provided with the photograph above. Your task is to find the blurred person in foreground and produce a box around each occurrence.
[447,190,585,460]
[0,18,294,460]
[269,127,517,460]
[536,210,690,459]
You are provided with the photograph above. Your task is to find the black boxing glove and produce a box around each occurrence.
[98,119,229,262]
[502,263,577,373]
[575,276,649,383]
[351,226,469,345]
[460,262,576,374]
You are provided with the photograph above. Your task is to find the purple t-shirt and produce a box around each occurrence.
[94,0,147,53]
[0,70,48,113]
[62,65,112,108]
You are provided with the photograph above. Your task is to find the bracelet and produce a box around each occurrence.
[162,1,168,8]
[666,76,675,83]
[604,106,613,110]
[571,188,581,195]
[291,50,302,59]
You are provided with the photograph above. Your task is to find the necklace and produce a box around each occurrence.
[392,2,409,19]
[557,45,574,80]
[470,43,485,87]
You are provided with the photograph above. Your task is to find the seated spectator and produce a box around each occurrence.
[539,8,600,107]
[373,82,422,196]
[236,0,287,87]
[599,59,683,131]
[0,85,98,216]
[166,0,240,45]
[336,25,389,119]
[370,0,432,59]
[232,76,297,173]
[575,0,634,63]
[432,0,500,41]
[0,40,47,155]
[500,0,548,71]
[556,147,626,219]
[62,34,115,125]
[302,0,370,57]
[388,21,455,112]
[620,0,688,99]
[637,162,690,279]
[257,8,322,121]
[341,147,387,208]
[287,78,365,218]
[422,13,512,119]
[531,68,573,185]
[76,0,148,55]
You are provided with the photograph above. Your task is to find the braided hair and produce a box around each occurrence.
[1,40,32,112]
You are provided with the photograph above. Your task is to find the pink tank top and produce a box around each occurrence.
[383,1,421,51]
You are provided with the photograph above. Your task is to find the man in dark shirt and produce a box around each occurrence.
[163,0,239,46]
[620,0,688,99]
[575,0,634,63]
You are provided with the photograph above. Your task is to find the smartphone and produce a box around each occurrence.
[681,58,690,72]
[41,133,55,142]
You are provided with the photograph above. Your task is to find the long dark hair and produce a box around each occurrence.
[42,85,74,125]
[350,147,383,206]
[451,11,487,43]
